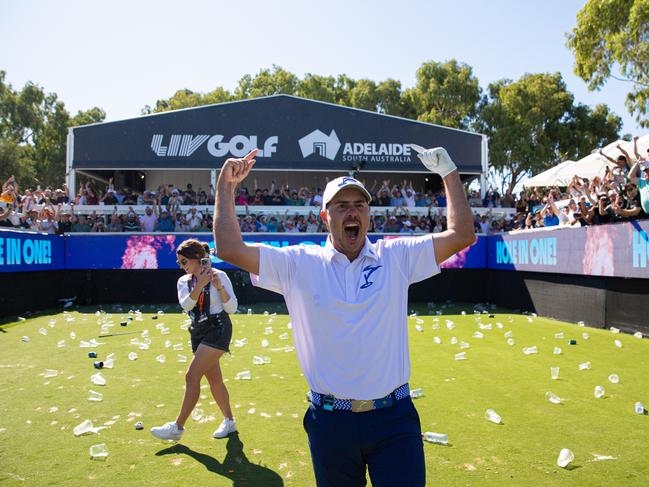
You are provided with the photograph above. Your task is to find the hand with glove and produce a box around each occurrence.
[410,145,457,178]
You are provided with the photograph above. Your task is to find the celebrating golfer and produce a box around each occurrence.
[214,146,475,486]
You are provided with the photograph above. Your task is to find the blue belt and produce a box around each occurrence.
[309,384,410,413]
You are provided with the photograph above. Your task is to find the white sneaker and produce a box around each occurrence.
[150,421,184,441]
[212,418,236,438]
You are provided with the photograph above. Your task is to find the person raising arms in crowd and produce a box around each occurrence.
[150,239,239,441]
[214,144,474,486]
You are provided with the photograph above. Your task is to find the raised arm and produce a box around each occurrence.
[633,136,642,161]
[598,149,617,165]
[410,145,475,264]
[214,149,260,274]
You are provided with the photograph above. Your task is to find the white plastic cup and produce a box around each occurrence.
[454,352,467,361]
[553,347,562,355]
[410,388,424,399]
[557,448,574,468]
[88,390,104,402]
[485,408,501,424]
[594,385,605,398]
[423,432,448,444]
[89,443,109,461]
[578,361,591,370]
[545,391,561,404]
[551,367,560,380]
[608,374,620,384]
[634,401,645,414]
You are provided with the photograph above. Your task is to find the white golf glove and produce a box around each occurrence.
[410,144,457,178]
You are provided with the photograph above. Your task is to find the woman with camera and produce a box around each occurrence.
[151,239,239,441]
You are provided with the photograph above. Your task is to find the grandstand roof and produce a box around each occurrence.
[69,94,486,174]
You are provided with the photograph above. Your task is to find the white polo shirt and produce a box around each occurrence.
[251,234,440,400]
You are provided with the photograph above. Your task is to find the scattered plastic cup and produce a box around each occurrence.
[450,337,458,345]
[236,370,252,380]
[634,402,645,414]
[557,448,574,468]
[554,332,564,339]
[594,385,605,398]
[504,330,513,338]
[553,347,562,355]
[433,336,441,344]
[191,408,204,421]
[460,341,470,350]
[88,390,104,402]
[578,362,591,370]
[93,361,104,369]
[177,354,187,363]
[91,372,106,386]
[88,352,97,358]
[252,356,271,365]
[582,332,590,340]
[57,340,66,348]
[545,391,561,404]
[423,432,448,444]
[610,326,620,334]
[608,374,620,384]
[614,339,622,348]
[506,338,515,346]
[39,328,48,336]
[522,346,538,355]
[155,355,166,364]
[410,388,424,399]
[89,443,109,461]
[44,369,59,378]
[551,367,560,380]
[261,339,269,348]
[21,336,30,343]
[485,409,501,424]
[135,421,144,430]
[128,352,138,361]
[74,419,95,436]
[454,352,467,361]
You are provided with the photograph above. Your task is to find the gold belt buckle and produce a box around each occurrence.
[351,399,374,413]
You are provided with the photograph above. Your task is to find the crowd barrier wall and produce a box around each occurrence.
[2,226,648,336]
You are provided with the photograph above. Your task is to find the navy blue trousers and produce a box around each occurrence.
[303,396,426,486]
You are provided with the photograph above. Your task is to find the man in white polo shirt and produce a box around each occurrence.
[214,145,475,486]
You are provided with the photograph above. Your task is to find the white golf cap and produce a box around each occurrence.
[321,176,371,211]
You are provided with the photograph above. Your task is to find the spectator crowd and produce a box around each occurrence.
[2,136,648,235]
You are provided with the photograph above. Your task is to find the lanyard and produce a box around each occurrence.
[191,275,208,314]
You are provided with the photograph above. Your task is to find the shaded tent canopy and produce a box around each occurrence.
[524,135,649,188]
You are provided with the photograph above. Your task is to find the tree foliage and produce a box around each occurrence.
[477,72,621,193]
[0,70,105,187]
[567,0,649,127]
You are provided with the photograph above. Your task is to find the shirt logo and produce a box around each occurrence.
[360,264,382,289]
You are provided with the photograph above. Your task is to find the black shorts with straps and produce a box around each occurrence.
[189,311,232,353]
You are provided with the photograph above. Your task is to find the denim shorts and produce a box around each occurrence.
[189,312,232,354]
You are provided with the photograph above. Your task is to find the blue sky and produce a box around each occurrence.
[0,0,643,135]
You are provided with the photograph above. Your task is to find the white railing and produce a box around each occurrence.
[36,204,517,218]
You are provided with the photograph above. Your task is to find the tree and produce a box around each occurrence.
[404,60,481,129]
[376,79,406,116]
[477,72,621,193]
[142,87,232,114]
[297,74,337,103]
[567,0,649,127]
[0,71,106,187]
[234,65,298,99]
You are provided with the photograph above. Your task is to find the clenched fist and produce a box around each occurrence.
[410,145,457,178]
[218,149,258,186]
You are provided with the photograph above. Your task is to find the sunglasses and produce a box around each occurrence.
[176,258,188,266]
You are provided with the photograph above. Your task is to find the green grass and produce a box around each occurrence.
[1,303,649,486]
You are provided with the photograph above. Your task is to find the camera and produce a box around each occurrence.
[200,257,211,269]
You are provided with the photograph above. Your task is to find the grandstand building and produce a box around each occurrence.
[66,95,488,198]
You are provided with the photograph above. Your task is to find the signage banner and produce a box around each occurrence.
[64,234,487,270]
[72,96,484,173]
[0,230,65,272]
[488,220,649,278]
